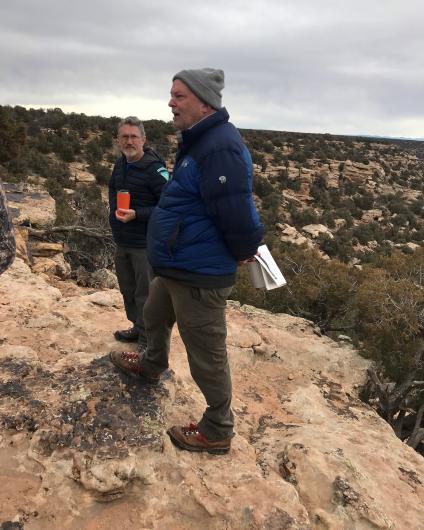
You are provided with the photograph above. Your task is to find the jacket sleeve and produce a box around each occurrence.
[134,163,169,222]
[0,182,16,275]
[199,147,264,261]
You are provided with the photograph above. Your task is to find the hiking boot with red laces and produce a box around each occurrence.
[167,423,231,455]
[109,350,160,384]
[114,326,139,342]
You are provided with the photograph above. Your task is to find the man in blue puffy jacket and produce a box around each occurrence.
[111,69,263,455]
[109,116,169,350]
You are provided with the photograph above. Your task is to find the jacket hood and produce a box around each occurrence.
[121,146,165,170]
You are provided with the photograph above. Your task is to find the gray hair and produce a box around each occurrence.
[117,116,145,137]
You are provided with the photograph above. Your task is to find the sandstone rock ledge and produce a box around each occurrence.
[0,259,423,530]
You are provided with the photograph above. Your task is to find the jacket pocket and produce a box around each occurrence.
[165,216,186,258]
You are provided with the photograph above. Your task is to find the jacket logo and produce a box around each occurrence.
[157,167,170,181]
[219,175,227,184]
[182,159,189,168]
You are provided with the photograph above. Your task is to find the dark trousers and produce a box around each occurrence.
[141,276,234,440]
[115,246,152,346]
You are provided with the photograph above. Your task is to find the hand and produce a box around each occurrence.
[115,208,136,223]
[238,255,258,266]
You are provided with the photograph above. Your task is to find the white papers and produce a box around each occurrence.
[248,244,287,290]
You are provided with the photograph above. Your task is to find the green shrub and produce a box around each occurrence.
[90,163,111,185]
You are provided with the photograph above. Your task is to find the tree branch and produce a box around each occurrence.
[28,225,113,241]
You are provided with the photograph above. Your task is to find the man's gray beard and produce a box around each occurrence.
[123,147,137,157]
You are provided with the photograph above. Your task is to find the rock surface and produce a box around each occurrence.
[0,260,423,529]
[5,184,56,228]
[302,224,333,239]
[69,162,96,184]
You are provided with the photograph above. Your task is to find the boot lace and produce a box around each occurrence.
[121,351,140,363]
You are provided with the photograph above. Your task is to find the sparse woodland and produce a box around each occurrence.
[1,104,423,454]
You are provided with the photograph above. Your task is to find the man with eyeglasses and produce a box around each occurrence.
[109,116,169,351]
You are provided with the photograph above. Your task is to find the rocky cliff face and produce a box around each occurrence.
[249,135,424,262]
[0,260,423,529]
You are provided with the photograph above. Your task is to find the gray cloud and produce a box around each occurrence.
[1,0,423,136]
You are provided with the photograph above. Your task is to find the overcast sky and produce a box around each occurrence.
[1,0,423,137]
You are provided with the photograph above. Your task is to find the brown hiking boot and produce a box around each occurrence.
[114,326,139,342]
[136,342,147,354]
[109,350,160,384]
[167,423,231,455]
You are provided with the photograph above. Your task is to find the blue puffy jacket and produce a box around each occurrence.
[147,108,263,287]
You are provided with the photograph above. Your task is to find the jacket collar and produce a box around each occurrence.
[180,107,229,148]
[120,147,162,169]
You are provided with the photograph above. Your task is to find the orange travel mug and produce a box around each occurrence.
[117,190,130,210]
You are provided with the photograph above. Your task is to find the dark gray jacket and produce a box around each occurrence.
[108,148,169,248]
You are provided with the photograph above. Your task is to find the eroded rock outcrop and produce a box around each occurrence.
[3,184,73,280]
[0,260,423,529]
[4,183,56,228]
[69,162,96,184]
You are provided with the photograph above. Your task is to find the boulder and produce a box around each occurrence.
[302,223,334,239]
[401,242,421,252]
[69,161,96,183]
[361,209,383,223]
[334,218,347,229]
[278,223,315,248]
[91,268,119,289]
[32,254,71,279]
[5,185,56,228]
[30,241,64,257]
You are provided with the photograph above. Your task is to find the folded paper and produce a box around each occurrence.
[248,244,287,290]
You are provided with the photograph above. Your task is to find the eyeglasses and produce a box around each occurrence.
[118,134,143,141]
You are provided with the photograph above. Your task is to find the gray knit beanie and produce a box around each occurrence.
[173,68,225,110]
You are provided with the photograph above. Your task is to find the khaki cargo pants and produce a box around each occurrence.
[141,276,234,440]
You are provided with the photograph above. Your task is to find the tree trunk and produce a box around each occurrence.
[407,403,424,449]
